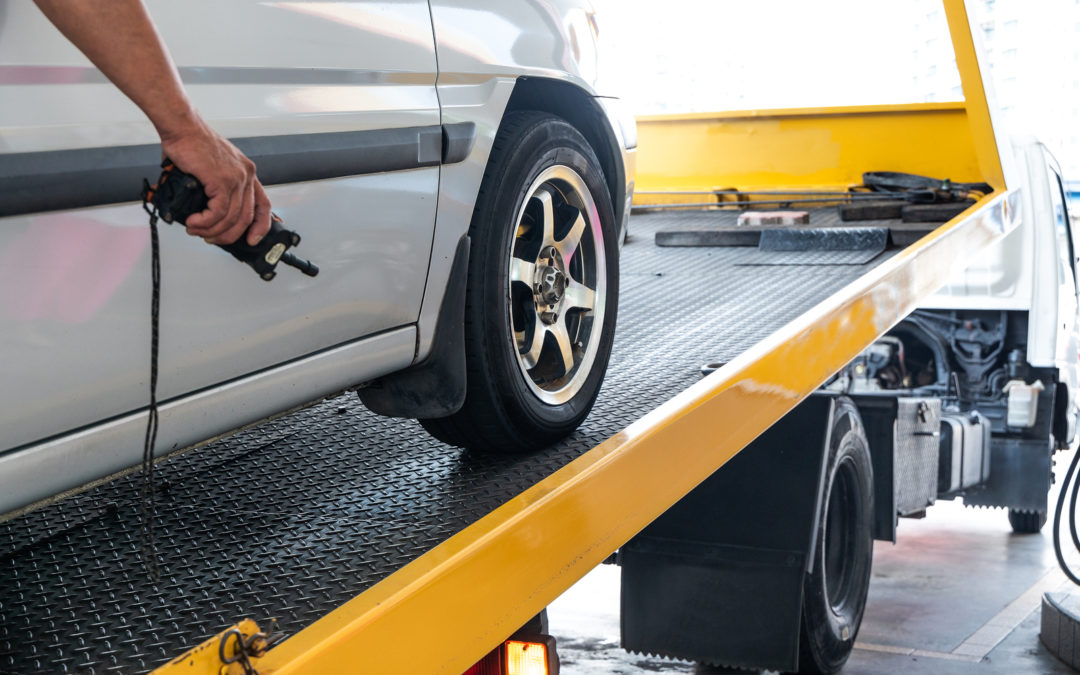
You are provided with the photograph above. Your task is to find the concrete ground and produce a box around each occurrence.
[548,477,1080,674]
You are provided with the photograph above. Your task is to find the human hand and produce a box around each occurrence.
[159,121,271,246]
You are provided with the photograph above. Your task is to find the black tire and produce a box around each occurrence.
[1008,508,1048,534]
[420,112,619,452]
[799,398,874,675]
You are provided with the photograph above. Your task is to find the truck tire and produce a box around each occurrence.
[799,397,874,674]
[1008,508,1048,534]
[420,112,619,452]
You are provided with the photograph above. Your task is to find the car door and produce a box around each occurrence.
[0,0,440,454]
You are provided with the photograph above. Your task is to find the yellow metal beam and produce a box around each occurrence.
[944,0,1007,190]
[248,190,1019,675]
[634,103,983,201]
[637,101,967,123]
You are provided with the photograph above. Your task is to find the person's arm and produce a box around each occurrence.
[33,0,270,246]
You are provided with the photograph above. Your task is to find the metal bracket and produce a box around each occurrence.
[150,619,283,675]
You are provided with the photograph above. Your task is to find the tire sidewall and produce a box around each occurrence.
[470,115,619,433]
[802,400,874,673]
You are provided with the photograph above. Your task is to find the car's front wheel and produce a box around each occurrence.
[420,112,619,452]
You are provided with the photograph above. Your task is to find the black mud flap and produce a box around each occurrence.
[963,437,1053,512]
[620,396,835,672]
[358,235,470,418]
[964,370,1056,511]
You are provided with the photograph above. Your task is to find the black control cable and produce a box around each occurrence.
[137,162,318,581]
[1054,443,1080,585]
[139,200,162,582]
[1043,144,1080,585]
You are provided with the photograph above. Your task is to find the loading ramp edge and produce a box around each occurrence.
[153,190,1014,675]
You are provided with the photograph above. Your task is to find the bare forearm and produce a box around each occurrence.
[32,0,201,140]
[35,0,271,245]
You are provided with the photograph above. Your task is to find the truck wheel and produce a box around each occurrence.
[420,112,618,452]
[799,398,874,674]
[1008,508,1048,534]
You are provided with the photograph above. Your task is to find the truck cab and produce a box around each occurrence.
[830,137,1080,532]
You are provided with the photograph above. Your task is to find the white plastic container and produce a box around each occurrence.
[1003,380,1045,428]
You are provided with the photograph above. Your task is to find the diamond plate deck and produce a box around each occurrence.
[1,211,898,674]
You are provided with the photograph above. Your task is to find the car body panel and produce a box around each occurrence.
[0,1,445,152]
[1,171,438,451]
[428,0,603,94]
[596,95,637,242]
[0,326,417,516]
[0,0,440,507]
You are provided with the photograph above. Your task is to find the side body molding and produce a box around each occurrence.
[0,123,477,218]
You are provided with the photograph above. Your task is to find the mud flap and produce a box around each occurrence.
[359,235,470,419]
[620,395,835,672]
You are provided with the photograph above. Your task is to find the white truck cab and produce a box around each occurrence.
[835,136,1080,532]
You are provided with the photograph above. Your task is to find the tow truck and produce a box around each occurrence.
[1,2,1072,674]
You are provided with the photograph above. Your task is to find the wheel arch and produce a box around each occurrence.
[503,77,627,236]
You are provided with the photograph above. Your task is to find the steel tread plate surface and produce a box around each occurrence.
[1,211,893,674]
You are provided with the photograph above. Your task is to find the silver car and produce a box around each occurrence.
[0,0,636,516]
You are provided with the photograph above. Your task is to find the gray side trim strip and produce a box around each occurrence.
[0,65,434,86]
[442,122,477,164]
[0,123,477,218]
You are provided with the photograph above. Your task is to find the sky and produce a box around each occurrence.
[590,0,1080,178]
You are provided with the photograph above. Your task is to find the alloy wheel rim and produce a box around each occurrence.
[507,165,607,405]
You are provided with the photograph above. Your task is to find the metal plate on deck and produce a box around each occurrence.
[1,211,889,674]
[651,206,937,249]
[734,227,889,266]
